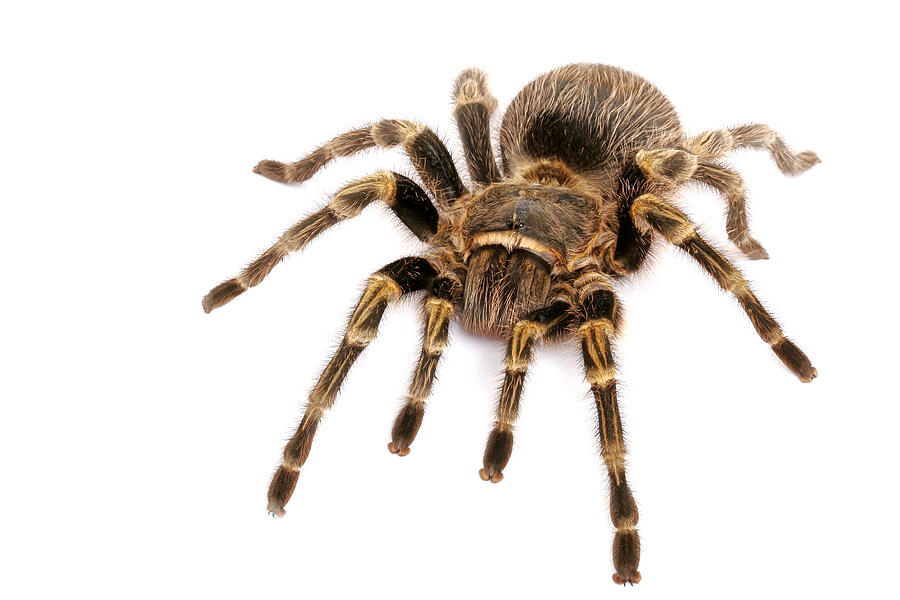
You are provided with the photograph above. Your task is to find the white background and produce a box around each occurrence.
[2,1,897,598]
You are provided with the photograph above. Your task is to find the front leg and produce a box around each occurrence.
[576,280,641,585]
[480,298,572,483]
[266,257,436,517]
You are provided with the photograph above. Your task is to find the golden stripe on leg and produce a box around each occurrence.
[480,301,571,483]
[267,259,435,518]
[692,161,769,260]
[578,311,640,585]
[203,173,397,313]
[634,149,768,260]
[631,194,817,382]
[388,279,458,456]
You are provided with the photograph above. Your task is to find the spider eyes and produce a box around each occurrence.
[505,217,525,230]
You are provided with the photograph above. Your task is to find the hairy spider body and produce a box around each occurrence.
[203,63,819,585]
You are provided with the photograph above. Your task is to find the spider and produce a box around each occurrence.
[202,63,819,585]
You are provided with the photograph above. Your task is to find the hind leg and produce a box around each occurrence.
[681,124,820,175]
[452,68,501,187]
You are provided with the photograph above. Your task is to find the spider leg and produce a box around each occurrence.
[480,296,572,483]
[574,275,641,585]
[631,194,817,382]
[388,274,461,456]
[267,257,437,518]
[254,119,467,207]
[452,68,501,187]
[681,124,820,175]
[636,149,768,259]
[202,172,438,313]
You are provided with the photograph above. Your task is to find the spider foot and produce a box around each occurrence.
[612,572,642,586]
[253,160,288,182]
[776,150,821,176]
[771,338,818,382]
[734,235,770,260]
[612,529,641,585]
[388,401,424,457]
[387,441,411,457]
[266,465,298,519]
[480,428,512,483]
[478,467,504,483]
[202,279,245,313]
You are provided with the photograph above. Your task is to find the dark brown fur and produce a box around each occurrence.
[203,63,820,586]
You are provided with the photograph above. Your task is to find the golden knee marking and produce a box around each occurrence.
[453,68,498,111]
[506,321,542,372]
[371,119,423,147]
[581,322,616,384]
[574,272,613,300]
[631,195,696,245]
[343,275,401,345]
[588,367,616,386]
[422,297,453,355]
[329,172,396,219]
[635,149,698,184]
[682,129,736,158]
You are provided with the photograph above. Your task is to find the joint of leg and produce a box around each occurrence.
[631,195,696,244]
[574,273,613,301]
[603,451,626,486]
[635,149,698,183]
[506,322,541,371]
[329,175,395,219]
[725,272,750,296]
[578,318,615,338]
[280,458,302,471]
[586,365,616,387]
[452,68,498,111]
[682,129,735,157]
[344,326,377,347]
[734,124,777,148]
[423,337,448,357]
[371,119,421,147]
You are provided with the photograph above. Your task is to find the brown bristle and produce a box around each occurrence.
[266,466,299,518]
[772,338,818,382]
[202,279,244,313]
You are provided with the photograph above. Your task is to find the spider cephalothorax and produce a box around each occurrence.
[203,64,819,585]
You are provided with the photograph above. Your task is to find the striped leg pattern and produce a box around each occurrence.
[266,257,437,517]
[636,148,768,259]
[577,281,641,585]
[631,194,817,382]
[452,68,501,187]
[202,172,438,313]
[480,298,572,483]
[388,274,461,456]
[254,119,467,206]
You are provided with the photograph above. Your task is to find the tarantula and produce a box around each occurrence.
[202,63,819,585]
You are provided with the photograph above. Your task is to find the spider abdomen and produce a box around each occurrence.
[499,63,682,177]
